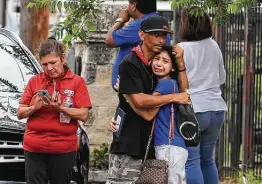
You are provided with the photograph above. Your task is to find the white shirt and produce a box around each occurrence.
[178,38,228,113]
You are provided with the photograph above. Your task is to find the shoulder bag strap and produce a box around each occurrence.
[142,82,175,165]
[169,80,176,143]
[142,119,155,166]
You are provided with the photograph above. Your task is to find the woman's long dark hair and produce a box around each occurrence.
[179,6,212,41]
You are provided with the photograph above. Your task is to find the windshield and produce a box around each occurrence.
[0,34,37,93]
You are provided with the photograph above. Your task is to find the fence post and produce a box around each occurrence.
[242,6,256,174]
[214,7,226,180]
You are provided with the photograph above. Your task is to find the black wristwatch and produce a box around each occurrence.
[178,68,186,72]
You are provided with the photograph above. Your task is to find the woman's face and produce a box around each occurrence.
[40,54,65,79]
[151,51,174,79]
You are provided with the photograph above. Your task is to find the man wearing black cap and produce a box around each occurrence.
[105,0,171,91]
[106,16,189,184]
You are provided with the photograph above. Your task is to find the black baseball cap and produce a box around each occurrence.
[140,16,172,33]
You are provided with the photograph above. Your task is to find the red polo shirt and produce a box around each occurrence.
[19,69,92,153]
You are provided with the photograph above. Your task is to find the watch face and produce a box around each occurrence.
[115,18,123,23]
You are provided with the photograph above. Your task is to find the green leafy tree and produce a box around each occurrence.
[27,0,103,46]
[171,0,256,24]
[28,0,256,45]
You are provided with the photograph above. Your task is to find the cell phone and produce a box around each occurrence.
[38,90,51,99]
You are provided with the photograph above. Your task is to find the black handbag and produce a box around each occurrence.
[177,103,200,147]
[172,81,200,147]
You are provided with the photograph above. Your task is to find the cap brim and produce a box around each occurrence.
[143,29,173,34]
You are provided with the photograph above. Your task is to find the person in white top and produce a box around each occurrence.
[176,6,228,184]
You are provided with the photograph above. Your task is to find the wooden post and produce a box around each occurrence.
[242,6,255,174]
[214,7,225,179]
[20,0,50,55]
[1,0,7,28]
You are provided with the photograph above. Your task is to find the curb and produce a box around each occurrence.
[88,170,108,183]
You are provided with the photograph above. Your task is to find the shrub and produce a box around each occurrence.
[89,143,109,170]
[238,170,262,184]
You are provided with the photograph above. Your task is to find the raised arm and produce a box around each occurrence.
[119,60,190,110]
[173,45,189,92]
[105,9,133,47]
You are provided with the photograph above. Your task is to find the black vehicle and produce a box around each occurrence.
[0,28,89,184]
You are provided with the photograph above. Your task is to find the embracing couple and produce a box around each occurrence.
[107,7,227,184]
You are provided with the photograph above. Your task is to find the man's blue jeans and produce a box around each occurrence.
[185,111,225,184]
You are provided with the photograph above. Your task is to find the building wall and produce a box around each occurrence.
[73,3,126,148]
[71,1,172,148]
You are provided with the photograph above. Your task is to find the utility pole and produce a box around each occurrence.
[20,0,50,55]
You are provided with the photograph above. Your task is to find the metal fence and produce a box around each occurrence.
[166,1,262,181]
[215,1,262,180]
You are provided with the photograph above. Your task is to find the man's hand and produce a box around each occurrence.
[172,92,191,104]
[109,118,118,132]
[173,45,186,69]
[119,9,130,23]
[113,75,120,92]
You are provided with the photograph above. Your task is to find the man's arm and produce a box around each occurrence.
[105,9,130,47]
[127,92,189,109]
[118,60,190,109]
[124,92,160,121]
[105,21,126,47]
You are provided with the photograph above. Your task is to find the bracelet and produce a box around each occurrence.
[115,18,124,24]
[178,68,186,72]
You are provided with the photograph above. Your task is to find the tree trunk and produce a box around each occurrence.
[0,0,7,27]
[20,0,50,55]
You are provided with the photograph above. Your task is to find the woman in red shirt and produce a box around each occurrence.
[17,38,92,184]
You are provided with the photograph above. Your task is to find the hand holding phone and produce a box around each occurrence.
[38,90,51,99]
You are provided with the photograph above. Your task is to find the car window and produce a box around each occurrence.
[0,34,37,93]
